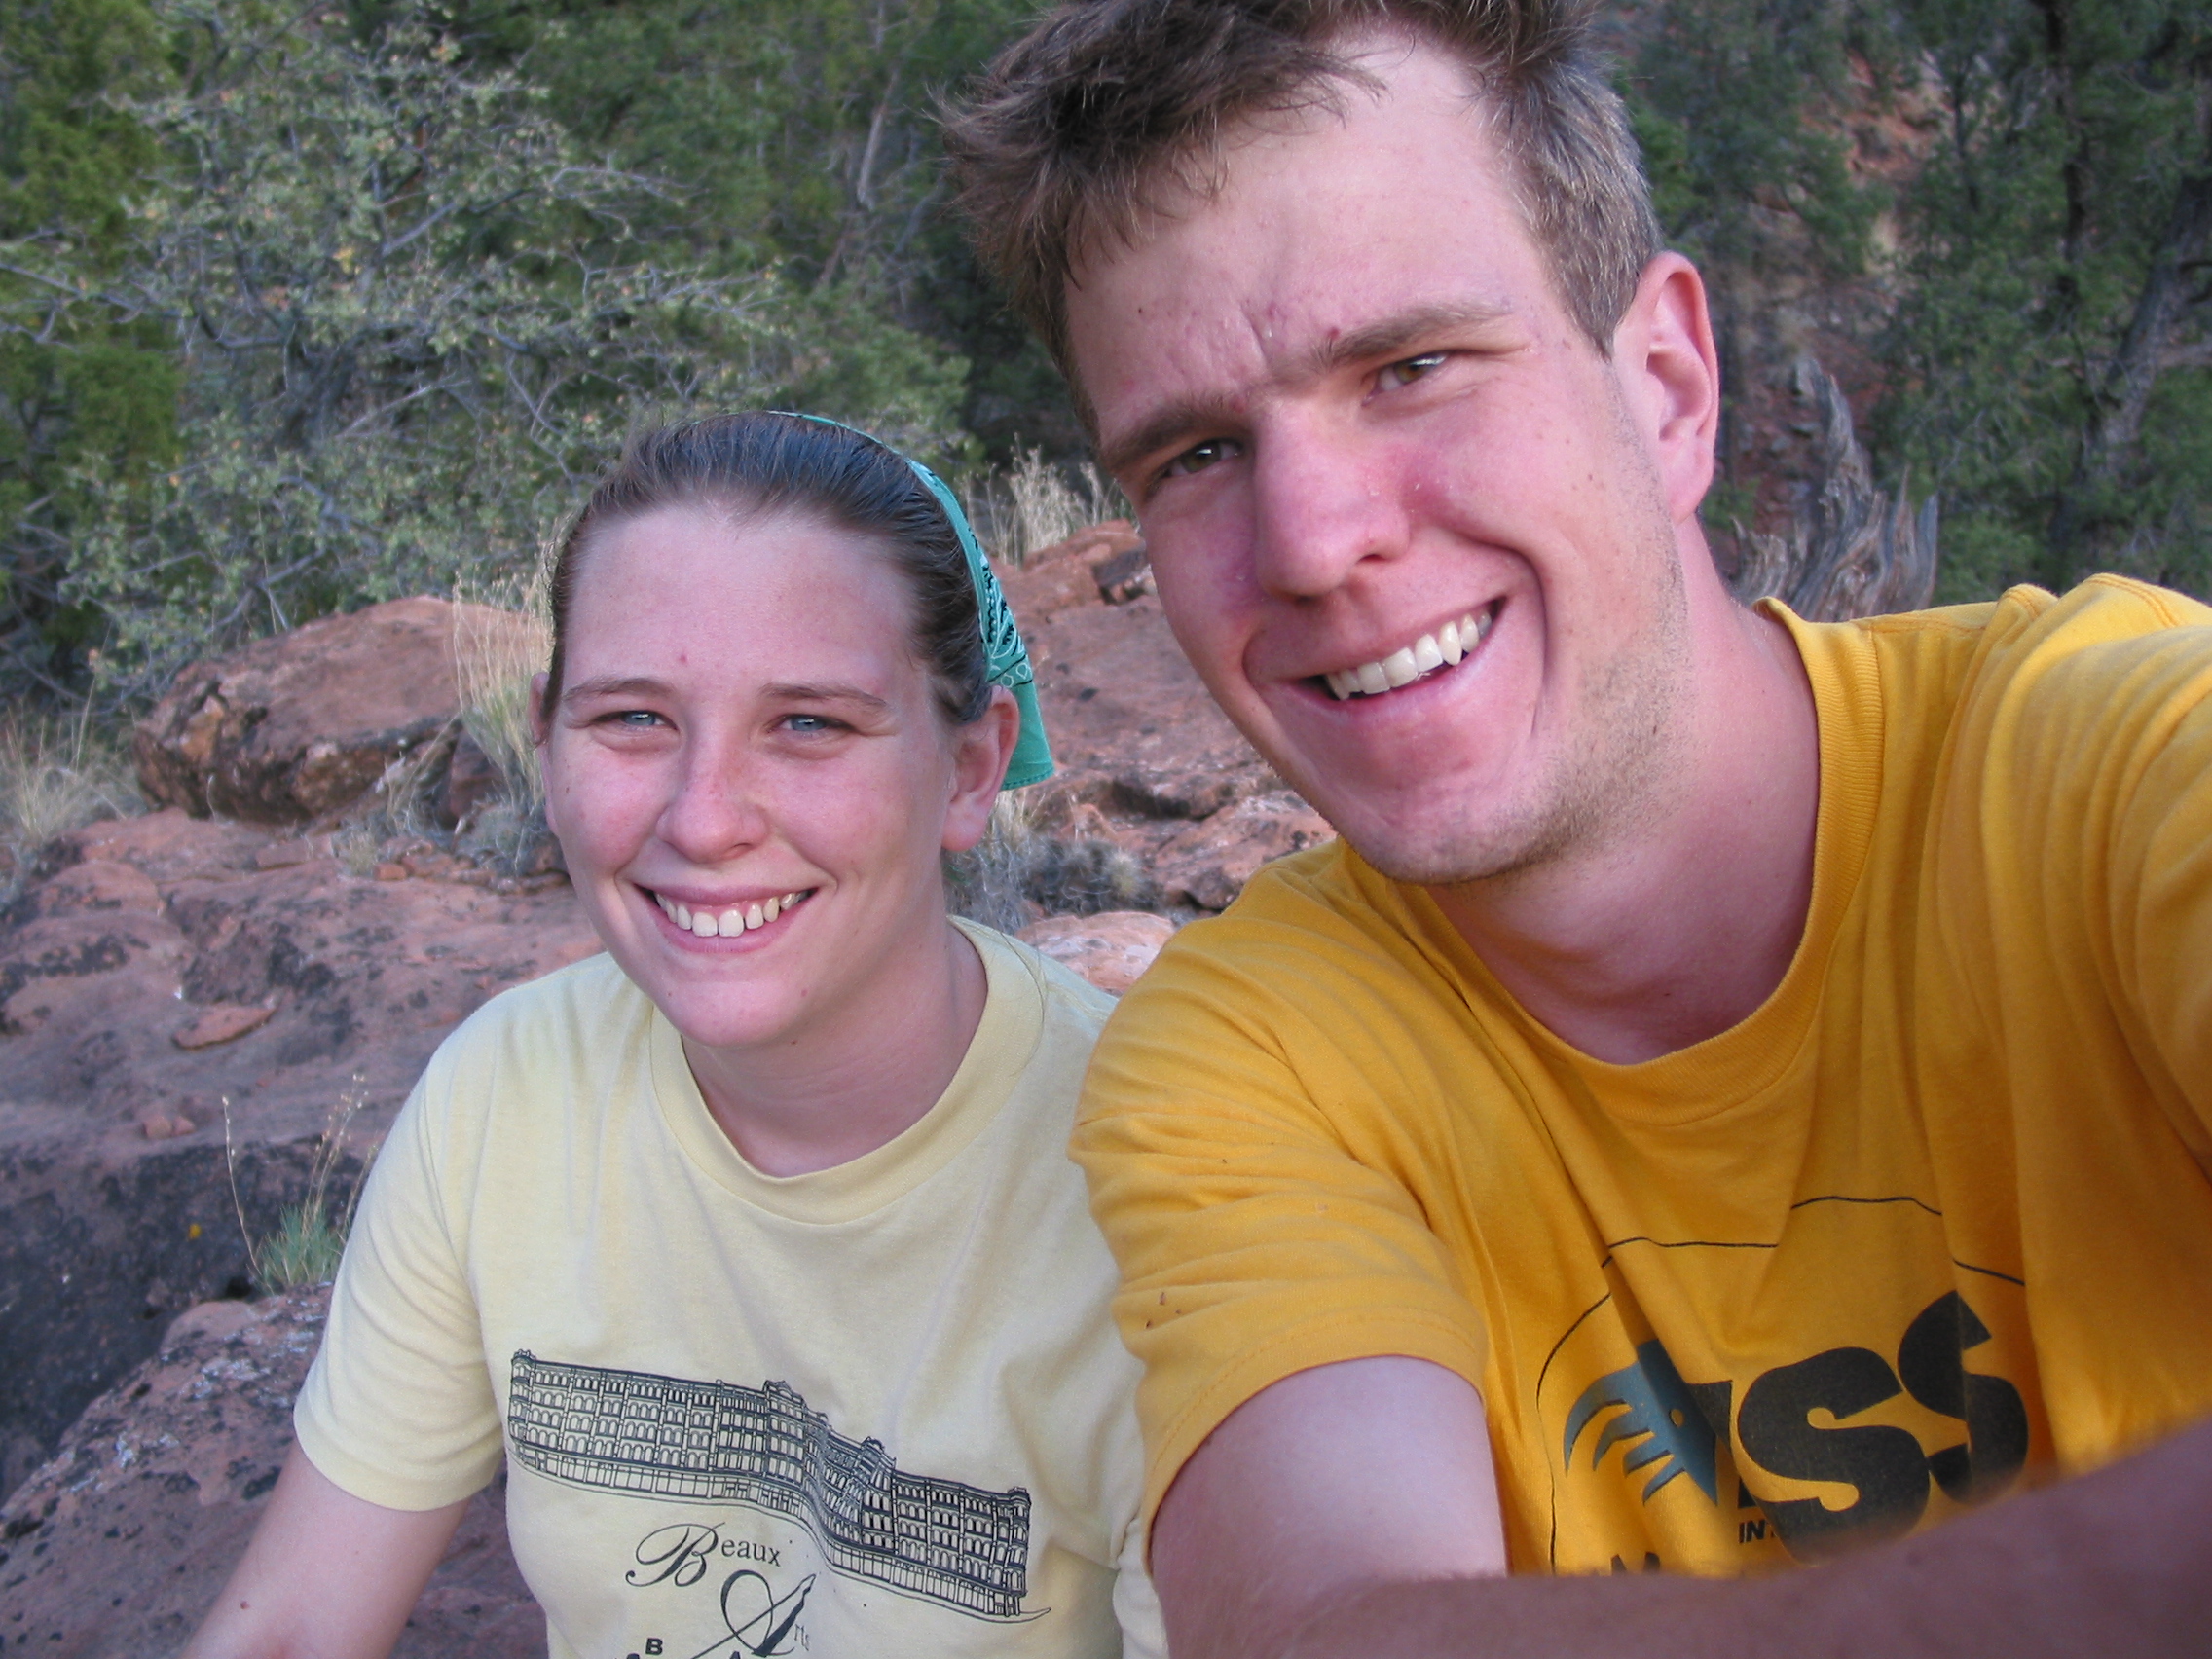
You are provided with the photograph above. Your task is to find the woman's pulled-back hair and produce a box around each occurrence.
[541,412,990,729]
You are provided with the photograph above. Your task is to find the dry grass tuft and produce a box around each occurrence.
[225,1079,374,1293]
[452,563,553,820]
[965,448,1129,566]
[0,706,139,898]
[947,793,1158,931]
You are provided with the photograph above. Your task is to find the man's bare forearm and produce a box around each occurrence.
[1284,1414,2212,1659]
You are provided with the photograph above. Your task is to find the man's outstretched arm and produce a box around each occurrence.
[1153,1357,2212,1659]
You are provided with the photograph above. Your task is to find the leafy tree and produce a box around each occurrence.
[1625,0,1885,535]
[444,0,1078,461]
[10,0,792,699]
[0,0,177,689]
[1873,0,2212,598]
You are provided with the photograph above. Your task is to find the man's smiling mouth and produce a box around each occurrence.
[1321,602,1498,701]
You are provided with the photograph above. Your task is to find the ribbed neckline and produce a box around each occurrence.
[1387,602,1887,1124]
[647,918,1045,1224]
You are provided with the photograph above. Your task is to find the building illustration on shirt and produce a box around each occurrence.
[505,1352,1033,1619]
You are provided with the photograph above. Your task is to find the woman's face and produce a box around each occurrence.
[537,503,1012,1053]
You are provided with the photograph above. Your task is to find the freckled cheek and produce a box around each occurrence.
[546,753,674,865]
[763,766,935,879]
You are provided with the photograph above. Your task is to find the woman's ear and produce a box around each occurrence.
[529,673,552,747]
[941,687,1021,854]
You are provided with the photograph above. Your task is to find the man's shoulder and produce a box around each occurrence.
[1825,575,2212,699]
[1109,838,1459,1043]
[1780,577,2212,787]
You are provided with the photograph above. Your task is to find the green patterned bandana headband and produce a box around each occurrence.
[782,415,1053,791]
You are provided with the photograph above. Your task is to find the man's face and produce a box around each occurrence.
[1065,41,1700,886]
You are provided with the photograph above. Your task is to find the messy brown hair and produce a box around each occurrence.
[944,0,1662,385]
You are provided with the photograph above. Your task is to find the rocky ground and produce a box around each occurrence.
[0,526,1331,1653]
[0,1288,538,1657]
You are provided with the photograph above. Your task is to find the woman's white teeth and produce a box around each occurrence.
[1327,608,1493,701]
[654,890,810,937]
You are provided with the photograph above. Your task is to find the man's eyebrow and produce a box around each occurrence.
[1096,299,1517,481]
[1098,397,1240,482]
[1299,299,1517,381]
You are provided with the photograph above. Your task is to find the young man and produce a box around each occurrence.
[947,2,2212,1654]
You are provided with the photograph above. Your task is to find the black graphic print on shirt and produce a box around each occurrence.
[506,1353,1035,1621]
[1530,1195,2037,1574]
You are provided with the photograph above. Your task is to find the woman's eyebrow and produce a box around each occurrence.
[762,682,892,713]
[561,675,671,706]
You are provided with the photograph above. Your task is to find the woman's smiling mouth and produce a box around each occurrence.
[649,887,816,939]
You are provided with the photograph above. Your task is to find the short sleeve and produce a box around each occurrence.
[1110,1515,1166,1659]
[2098,626,2212,1157]
[293,1066,501,1510]
[1073,917,1489,1529]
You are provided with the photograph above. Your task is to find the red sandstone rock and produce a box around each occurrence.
[1152,793,1336,912]
[0,804,603,1503]
[1023,593,1278,819]
[131,597,508,825]
[1019,910,1178,994]
[440,728,502,825]
[171,1002,274,1050]
[998,521,1147,621]
[0,1286,542,1657]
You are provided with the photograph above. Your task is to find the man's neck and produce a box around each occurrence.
[1426,593,1821,1067]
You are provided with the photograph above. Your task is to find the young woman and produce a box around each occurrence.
[187,414,1163,1659]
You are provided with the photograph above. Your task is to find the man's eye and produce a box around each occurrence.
[1162,437,1243,479]
[1379,351,1449,389]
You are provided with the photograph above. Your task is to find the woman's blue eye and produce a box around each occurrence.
[784,714,834,733]
[613,710,662,728]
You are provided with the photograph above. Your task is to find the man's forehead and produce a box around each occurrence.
[1063,51,1543,459]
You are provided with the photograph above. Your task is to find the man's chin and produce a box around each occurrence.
[1316,792,1573,892]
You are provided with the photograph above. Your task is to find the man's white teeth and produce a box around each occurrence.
[1326,608,1494,701]
[653,890,810,937]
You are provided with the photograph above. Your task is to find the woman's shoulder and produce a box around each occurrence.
[416,949,644,1102]
[961,919,1117,1038]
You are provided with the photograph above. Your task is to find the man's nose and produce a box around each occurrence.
[655,729,769,862]
[1247,415,1408,600]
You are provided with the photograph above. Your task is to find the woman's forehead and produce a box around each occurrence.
[567,504,920,679]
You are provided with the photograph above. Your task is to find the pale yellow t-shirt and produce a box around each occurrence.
[1077,577,2212,1576]
[298,921,1165,1658]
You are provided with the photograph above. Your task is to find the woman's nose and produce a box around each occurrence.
[654,734,769,863]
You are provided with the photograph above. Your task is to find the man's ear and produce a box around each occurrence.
[941,687,1021,855]
[1610,253,1720,525]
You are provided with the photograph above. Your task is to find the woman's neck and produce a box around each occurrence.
[680,916,988,1177]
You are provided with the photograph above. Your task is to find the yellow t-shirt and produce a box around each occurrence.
[298,922,1165,1658]
[1076,576,2212,1576]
